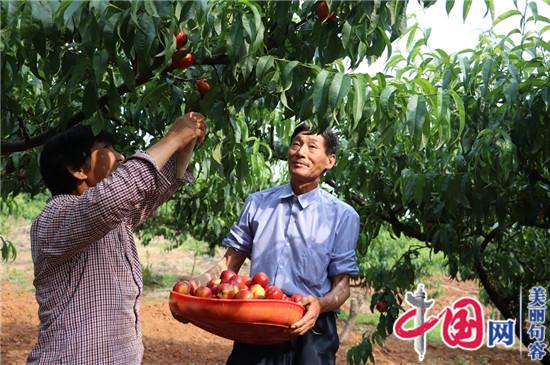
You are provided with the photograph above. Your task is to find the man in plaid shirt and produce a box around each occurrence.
[27,112,207,364]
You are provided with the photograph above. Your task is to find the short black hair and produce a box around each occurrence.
[40,126,114,195]
[290,123,339,155]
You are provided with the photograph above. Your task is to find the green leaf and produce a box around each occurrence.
[134,15,156,61]
[437,88,451,147]
[247,2,264,53]
[144,0,159,17]
[280,91,292,111]
[93,49,109,84]
[406,24,418,51]
[414,174,425,205]
[463,0,472,21]
[449,89,465,140]
[380,86,397,111]
[484,0,495,20]
[352,76,365,124]
[481,57,494,89]
[282,61,299,91]
[337,75,352,107]
[406,95,426,148]
[528,1,538,21]
[228,17,245,61]
[89,0,108,15]
[91,112,105,135]
[242,13,255,48]
[31,0,54,30]
[328,72,344,108]
[494,10,522,26]
[63,1,83,30]
[116,56,135,91]
[83,81,98,118]
[107,71,121,115]
[313,70,330,115]
[255,55,274,81]
[504,79,518,104]
[342,21,352,49]
[212,143,222,165]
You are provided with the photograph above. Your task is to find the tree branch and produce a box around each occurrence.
[480,225,500,252]
[378,210,426,242]
[1,55,230,155]
[18,118,31,142]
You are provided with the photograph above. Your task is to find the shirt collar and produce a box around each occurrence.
[280,184,321,209]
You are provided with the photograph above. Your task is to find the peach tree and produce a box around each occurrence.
[1,0,548,363]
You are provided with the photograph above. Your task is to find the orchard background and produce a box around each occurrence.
[1,0,549,363]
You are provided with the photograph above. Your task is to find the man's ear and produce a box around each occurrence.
[66,166,88,181]
[325,154,336,171]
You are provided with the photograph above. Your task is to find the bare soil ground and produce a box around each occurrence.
[1,218,535,365]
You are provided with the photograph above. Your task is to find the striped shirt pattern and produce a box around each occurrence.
[27,152,192,364]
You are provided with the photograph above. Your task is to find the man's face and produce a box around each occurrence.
[83,141,125,187]
[287,132,336,182]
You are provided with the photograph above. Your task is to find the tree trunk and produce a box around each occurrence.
[339,291,368,343]
[475,253,549,365]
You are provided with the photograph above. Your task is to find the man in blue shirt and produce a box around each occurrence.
[192,124,360,364]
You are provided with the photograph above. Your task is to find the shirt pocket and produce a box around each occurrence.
[298,240,330,290]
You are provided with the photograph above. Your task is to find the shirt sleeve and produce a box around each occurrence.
[126,153,195,229]
[328,208,360,278]
[221,195,256,256]
[35,152,189,262]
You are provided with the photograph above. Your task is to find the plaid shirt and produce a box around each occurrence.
[28,152,193,365]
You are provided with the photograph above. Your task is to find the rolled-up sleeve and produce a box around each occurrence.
[221,196,256,256]
[328,209,360,277]
[35,152,195,263]
[127,153,195,228]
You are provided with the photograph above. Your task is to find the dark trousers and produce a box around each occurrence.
[226,312,339,365]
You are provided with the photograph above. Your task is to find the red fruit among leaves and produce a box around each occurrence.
[195,79,210,97]
[375,300,389,313]
[175,30,187,49]
[316,1,336,22]
[16,171,27,181]
[171,51,194,70]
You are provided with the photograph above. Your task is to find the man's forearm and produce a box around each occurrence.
[319,274,351,313]
[146,131,195,171]
[175,140,196,179]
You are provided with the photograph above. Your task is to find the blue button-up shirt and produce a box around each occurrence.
[222,184,360,298]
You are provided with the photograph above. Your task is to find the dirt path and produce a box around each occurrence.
[1,219,535,364]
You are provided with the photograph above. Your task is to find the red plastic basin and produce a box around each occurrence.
[169,291,305,345]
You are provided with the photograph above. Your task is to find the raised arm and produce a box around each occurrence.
[124,113,207,228]
[35,113,206,262]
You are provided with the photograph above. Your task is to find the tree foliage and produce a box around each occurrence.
[1,0,549,363]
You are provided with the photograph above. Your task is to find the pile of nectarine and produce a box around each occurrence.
[172,270,304,303]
